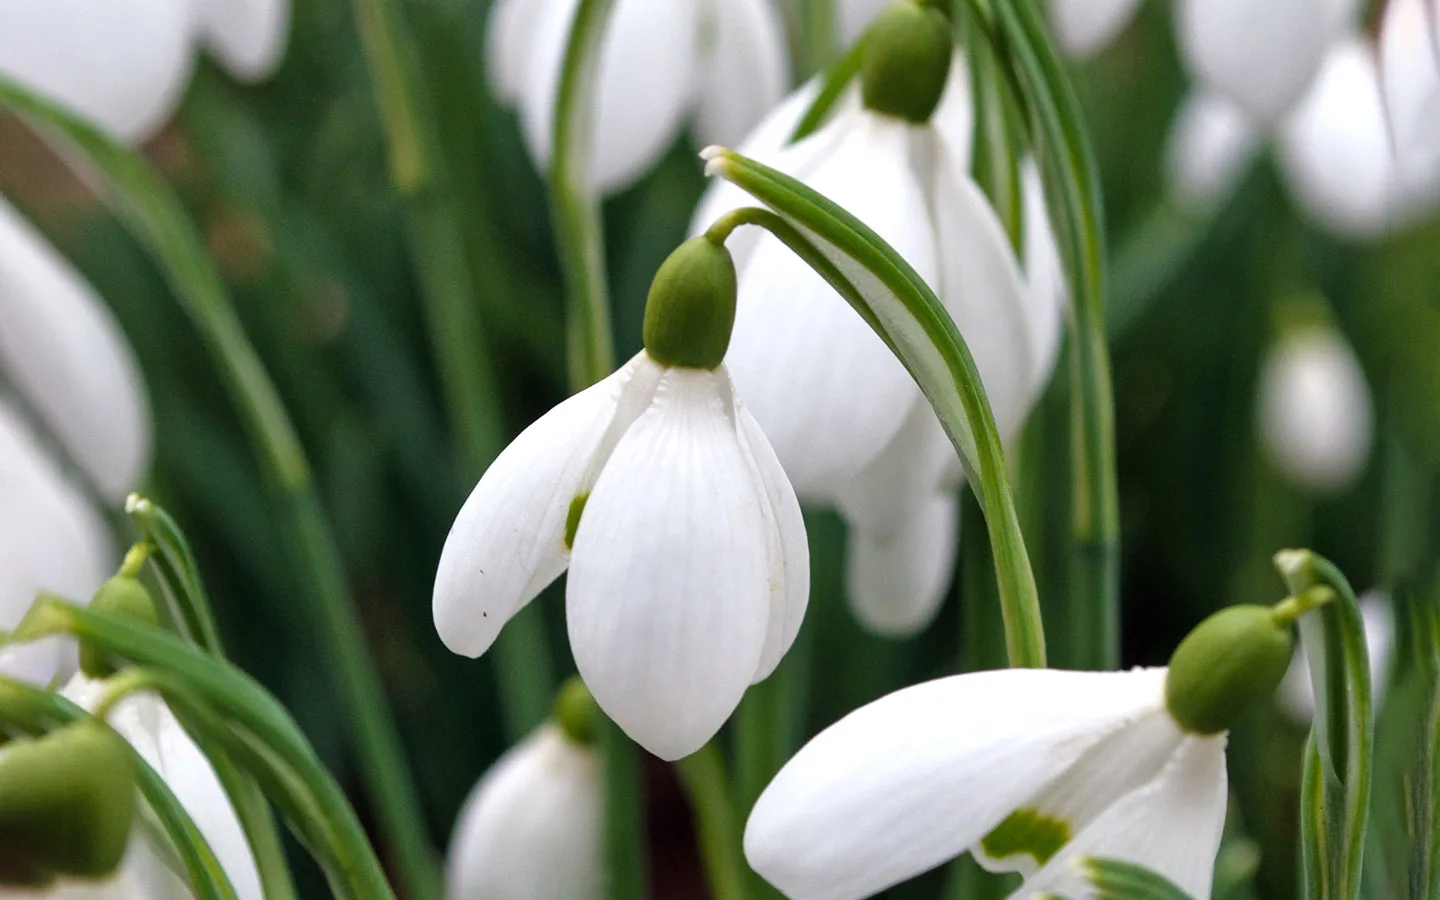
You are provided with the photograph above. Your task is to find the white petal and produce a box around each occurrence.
[734,396,810,682]
[835,396,956,540]
[486,0,547,103]
[1380,0,1440,204]
[928,53,976,179]
[1277,40,1406,240]
[568,367,772,760]
[518,0,701,194]
[1015,735,1229,900]
[1175,0,1341,124]
[0,400,112,636]
[744,667,1170,900]
[445,726,603,900]
[838,0,891,45]
[725,112,937,498]
[1163,91,1263,213]
[0,0,195,143]
[845,492,958,636]
[1020,158,1066,400]
[693,0,789,149]
[0,197,152,500]
[196,0,290,81]
[1256,327,1373,492]
[1048,0,1142,59]
[432,354,662,658]
[0,640,65,687]
[1279,589,1395,720]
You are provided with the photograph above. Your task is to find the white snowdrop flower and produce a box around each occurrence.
[1163,90,1263,214]
[487,0,789,195]
[0,0,290,143]
[434,237,808,761]
[693,3,1063,636]
[746,605,1298,900]
[1379,0,1440,206]
[1278,590,1395,721]
[1257,324,1373,493]
[838,0,889,45]
[446,680,602,900]
[1048,0,1143,59]
[1175,0,1360,125]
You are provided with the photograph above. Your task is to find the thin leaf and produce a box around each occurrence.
[1082,858,1198,900]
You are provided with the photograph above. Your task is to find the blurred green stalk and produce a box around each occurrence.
[677,742,752,900]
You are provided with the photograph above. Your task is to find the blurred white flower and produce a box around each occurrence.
[0,0,290,143]
[1164,90,1263,214]
[445,724,602,900]
[691,62,1063,636]
[1379,0,1440,202]
[1257,325,1373,493]
[1048,0,1143,59]
[433,350,807,760]
[745,668,1227,900]
[1278,590,1395,721]
[487,0,789,194]
[838,0,888,44]
[0,198,153,685]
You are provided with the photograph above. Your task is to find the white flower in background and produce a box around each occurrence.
[1257,324,1373,494]
[1378,0,1440,206]
[1278,590,1395,721]
[838,0,888,44]
[1048,0,1143,59]
[0,0,290,143]
[1163,90,1263,214]
[434,238,808,761]
[0,198,152,685]
[1174,0,1359,125]
[445,725,602,900]
[692,4,1065,636]
[487,0,789,194]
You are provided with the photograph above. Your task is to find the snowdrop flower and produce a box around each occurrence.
[434,237,808,761]
[1257,322,1373,493]
[446,679,602,900]
[693,1,1064,635]
[1048,0,1143,59]
[745,604,1299,900]
[487,0,789,194]
[1378,0,1440,207]
[0,198,152,685]
[1279,590,1394,721]
[0,0,290,143]
[1164,91,1264,213]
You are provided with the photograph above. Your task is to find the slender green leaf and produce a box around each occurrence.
[1081,858,1197,900]
[600,716,649,900]
[125,496,224,656]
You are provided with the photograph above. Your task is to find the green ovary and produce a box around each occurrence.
[980,808,1072,867]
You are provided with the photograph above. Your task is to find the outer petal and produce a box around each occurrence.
[1048,0,1142,59]
[445,726,602,900]
[744,667,1169,900]
[486,0,547,103]
[1277,41,1404,240]
[1163,91,1263,213]
[1256,327,1373,492]
[0,0,194,143]
[0,197,152,500]
[725,112,937,498]
[1175,0,1340,124]
[928,54,976,179]
[1015,735,1229,900]
[845,493,958,636]
[734,395,810,682]
[196,0,290,81]
[1380,0,1440,203]
[432,354,661,658]
[1020,158,1066,401]
[568,368,772,760]
[693,0,789,149]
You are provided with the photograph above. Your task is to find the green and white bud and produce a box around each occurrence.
[860,1,953,124]
[0,723,136,884]
[642,236,738,370]
[80,575,159,679]
[1165,605,1296,735]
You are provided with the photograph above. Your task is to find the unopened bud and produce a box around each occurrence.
[643,236,738,371]
[80,576,158,679]
[860,1,953,123]
[1165,605,1295,735]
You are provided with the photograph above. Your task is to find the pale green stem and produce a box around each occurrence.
[600,716,649,899]
[677,742,751,900]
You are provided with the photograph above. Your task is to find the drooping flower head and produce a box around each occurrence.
[434,236,808,761]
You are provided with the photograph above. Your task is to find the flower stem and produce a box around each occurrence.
[677,742,751,900]
[600,716,649,899]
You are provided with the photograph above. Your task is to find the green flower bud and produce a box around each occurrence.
[553,676,601,747]
[80,576,158,679]
[1165,605,1295,735]
[642,236,738,371]
[860,1,953,124]
[0,724,136,882]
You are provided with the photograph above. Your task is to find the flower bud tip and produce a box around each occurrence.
[1165,604,1295,735]
[642,237,738,370]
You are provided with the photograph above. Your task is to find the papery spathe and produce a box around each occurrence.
[1278,590,1394,721]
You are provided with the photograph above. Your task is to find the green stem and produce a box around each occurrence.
[733,676,789,899]
[600,716,649,899]
[676,743,751,900]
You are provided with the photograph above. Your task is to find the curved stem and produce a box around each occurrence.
[676,742,751,900]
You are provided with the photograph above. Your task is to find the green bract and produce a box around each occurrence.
[80,576,159,679]
[860,1,953,124]
[1165,605,1295,735]
[642,236,738,371]
[0,724,136,882]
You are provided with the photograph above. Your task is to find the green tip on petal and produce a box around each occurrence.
[0,724,136,882]
[642,236,738,370]
[1165,605,1295,735]
[860,0,953,124]
[553,676,601,747]
[80,576,159,679]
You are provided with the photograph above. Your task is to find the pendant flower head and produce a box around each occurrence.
[692,1,1065,636]
[746,605,1297,900]
[487,0,789,194]
[434,237,808,761]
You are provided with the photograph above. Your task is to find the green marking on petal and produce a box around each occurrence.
[980,808,1071,867]
[564,493,589,550]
